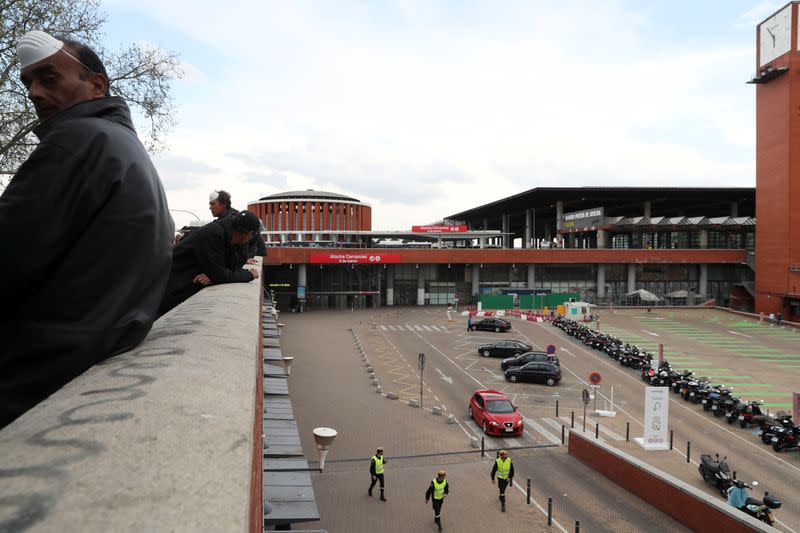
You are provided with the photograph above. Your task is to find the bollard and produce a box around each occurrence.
[687,441,691,463]
[481,437,485,458]
[571,411,574,429]
[547,497,553,526]
[575,521,580,533]
[556,400,559,417]
[561,425,565,445]
[733,470,737,480]
[670,430,674,450]
[595,422,599,439]
[626,422,630,442]
[527,478,531,505]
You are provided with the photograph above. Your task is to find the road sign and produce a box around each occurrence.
[582,389,590,405]
[589,372,602,385]
[418,352,426,371]
[546,344,556,354]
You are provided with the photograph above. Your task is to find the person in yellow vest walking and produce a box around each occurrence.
[425,470,449,531]
[490,449,515,512]
[368,447,387,501]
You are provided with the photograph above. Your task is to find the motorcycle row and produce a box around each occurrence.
[552,316,788,525]
[551,317,798,454]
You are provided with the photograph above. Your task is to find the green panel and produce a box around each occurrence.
[479,295,515,309]
[520,295,534,309]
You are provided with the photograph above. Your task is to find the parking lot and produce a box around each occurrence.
[281,307,799,532]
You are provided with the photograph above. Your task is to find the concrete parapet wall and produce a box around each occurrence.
[567,430,776,533]
[0,273,262,532]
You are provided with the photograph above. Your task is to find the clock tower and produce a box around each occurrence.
[753,1,800,321]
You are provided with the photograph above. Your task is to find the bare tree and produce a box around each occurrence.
[0,0,182,188]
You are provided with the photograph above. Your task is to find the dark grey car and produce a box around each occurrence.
[501,351,559,371]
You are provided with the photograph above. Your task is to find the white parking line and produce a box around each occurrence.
[728,330,753,339]
[422,325,432,331]
[388,325,397,331]
[641,330,660,337]
[379,325,387,331]
[540,417,568,440]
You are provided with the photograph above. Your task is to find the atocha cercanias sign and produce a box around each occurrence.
[309,253,402,264]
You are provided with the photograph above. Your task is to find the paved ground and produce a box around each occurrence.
[277,310,693,533]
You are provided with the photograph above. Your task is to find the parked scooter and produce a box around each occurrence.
[731,400,765,428]
[770,425,800,453]
[698,453,733,497]
[726,480,781,526]
[760,413,794,444]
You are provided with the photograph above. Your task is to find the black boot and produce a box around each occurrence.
[380,490,386,502]
[368,486,373,497]
[500,495,506,512]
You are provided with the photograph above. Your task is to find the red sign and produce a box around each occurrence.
[411,225,468,233]
[309,253,402,264]
[794,392,800,427]
[589,372,602,385]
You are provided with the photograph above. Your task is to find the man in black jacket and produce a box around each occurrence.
[158,211,262,316]
[0,31,173,428]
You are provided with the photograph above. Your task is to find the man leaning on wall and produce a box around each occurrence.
[0,31,173,429]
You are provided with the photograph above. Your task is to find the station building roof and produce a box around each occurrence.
[446,187,755,228]
[258,189,361,203]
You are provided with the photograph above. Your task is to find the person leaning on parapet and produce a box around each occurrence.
[157,211,262,316]
[209,189,265,261]
[0,31,173,429]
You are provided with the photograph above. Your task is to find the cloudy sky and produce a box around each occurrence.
[102,0,784,230]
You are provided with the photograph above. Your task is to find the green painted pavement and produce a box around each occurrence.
[778,364,800,368]
[718,383,773,388]
[741,392,792,397]
[762,403,793,409]
[705,375,752,379]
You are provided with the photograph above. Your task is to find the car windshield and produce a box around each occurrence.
[486,400,515,414]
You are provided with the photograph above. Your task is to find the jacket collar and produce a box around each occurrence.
[34,96,135,139]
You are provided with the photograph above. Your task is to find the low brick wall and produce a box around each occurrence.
[567,430,776,533]
[0,266,263,532]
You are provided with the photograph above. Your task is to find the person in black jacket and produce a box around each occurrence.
[158,211,262,316]
[0,31,173,429]
[209,189,265,261]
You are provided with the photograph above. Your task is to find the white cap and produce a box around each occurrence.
[209,191,220,201]
[17,30,64,69]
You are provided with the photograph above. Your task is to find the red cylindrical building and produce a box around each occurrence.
[248,190,371,243]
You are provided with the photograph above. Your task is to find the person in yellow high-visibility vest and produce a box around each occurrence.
[425,470,449,531]
[490,449,514,512]
[368,447,387,501]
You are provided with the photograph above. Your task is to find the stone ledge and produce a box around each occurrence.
[0,270,262,532]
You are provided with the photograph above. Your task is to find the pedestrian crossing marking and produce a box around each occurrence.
[377,324,450,332]
[523,417,562,445]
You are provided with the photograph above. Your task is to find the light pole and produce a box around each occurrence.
[170,209,202,223]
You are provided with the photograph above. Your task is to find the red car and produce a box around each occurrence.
[468,389,524,436]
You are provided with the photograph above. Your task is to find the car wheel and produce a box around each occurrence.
[482,420,488,434]
[495,327,500,332]
[468,406,473,420]
[509,374,518,383]
[483,350,491,357]
[469,326,474,331]
[546,378,556,386]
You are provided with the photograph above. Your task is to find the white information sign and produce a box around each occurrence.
[635,386,670,451]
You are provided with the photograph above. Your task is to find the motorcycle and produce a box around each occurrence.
[713,392,740,419]
[698,453,733,497]
[683,379,710,403]
[770,425,800,452]
[759,413,794,444]
[727,480,781,526]
[731,400,765,428]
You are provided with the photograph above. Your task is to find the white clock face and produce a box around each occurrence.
[759,3,793,67]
